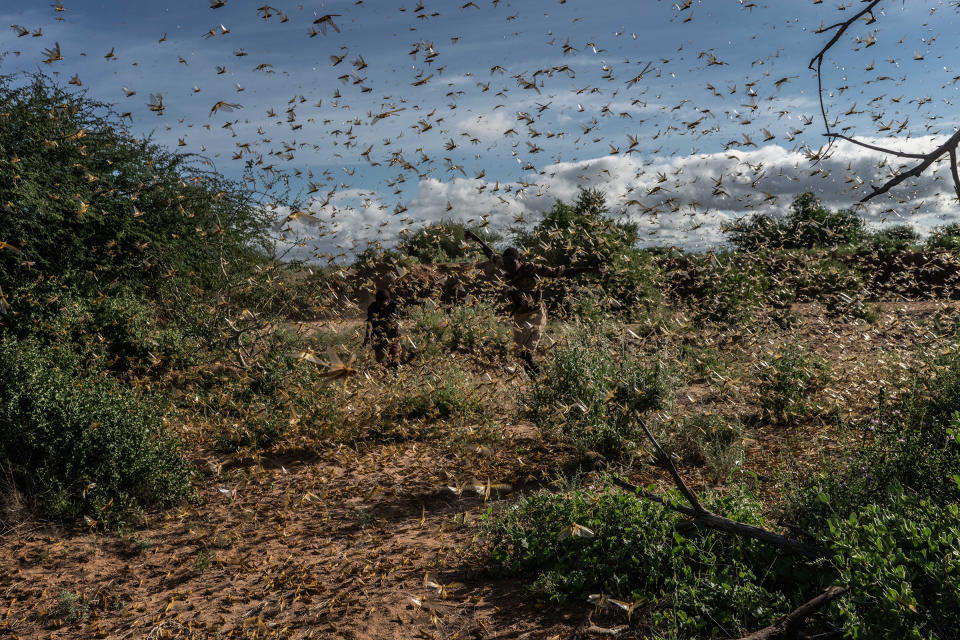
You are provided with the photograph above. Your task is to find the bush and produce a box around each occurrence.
[384,367,484,424]
[828,487,960,640]
[0,338,191,526]
[514,189,660,317]
[692,254,769,324]
[726,193,866,251]
[524,328,671,457]
[484,487,817,637]
[867,224,920,254]
[398,221,499,264]
[664,414,744,482]
[757,342,828,424]
[0,72,275,317]
[407,301,511,361]
[783,348,960,532]
[926,223,960,251]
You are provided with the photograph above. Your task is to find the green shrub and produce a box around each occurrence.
[926,223,960,251]
[408,301,511,360]
[514,189,660,317]
[867,224,920,254]
[382,367,484,424]
[0,338,191,526]
[726,193,866,251]
[692,254,769,324]
[398,221,499,264]
[828,487,960,640]
[205,346,340,452]
[757,342,828,424]
[0,72,274,316]
[783,349,960,531]
[524,330,671,457]
[484,487,816,637]
[665,414,744,482]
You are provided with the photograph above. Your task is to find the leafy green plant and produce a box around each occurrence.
[828,487,960,640]
[524,329,672,457]
[483,487,817,638]
[867,224,920,254]
[0,338,191,527]
[51,590,89,625]
[383,367,484,424]
[691,254,769,324]
[726,193,866,251]
[398,221,499,264]
[665,414,744,482]
[926,222,960,251]
[757,342,828,424]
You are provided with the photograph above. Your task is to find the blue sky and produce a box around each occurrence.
[2,0,959,257]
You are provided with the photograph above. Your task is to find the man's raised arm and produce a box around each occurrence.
[464,229,496,260]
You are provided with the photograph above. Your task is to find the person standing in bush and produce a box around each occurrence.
[465,230,601,374]
[364,288,402,368]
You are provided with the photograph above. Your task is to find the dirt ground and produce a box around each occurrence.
[2,300,958,640]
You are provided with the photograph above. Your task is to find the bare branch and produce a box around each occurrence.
[823,133,927,160]
[635,414,704,513]
[860,130,960,203]
[808,0,882,133]
[809,3,960,204]
[737,586,847,640]
[950,147,960,202]
[614,416,829,560]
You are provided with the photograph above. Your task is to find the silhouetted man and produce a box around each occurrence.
[364,288,401,367]
[465,230,600,374]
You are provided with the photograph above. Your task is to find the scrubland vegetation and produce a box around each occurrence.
[4,73,960,639]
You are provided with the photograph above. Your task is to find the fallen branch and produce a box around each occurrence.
[613,414,829,560]
[737,585,847,640]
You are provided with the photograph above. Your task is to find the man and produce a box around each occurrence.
[465,230,601,374]
[364,288,401,367]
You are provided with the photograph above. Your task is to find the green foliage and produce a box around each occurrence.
[727,193,866,251]
[524,328,671,457]
[925,223,960,251]
[664,414,744,482]
[408,300,511,360]
[0,338,191,526]
[398,221,499,264]
[203,346,340,452]
[382,366,484,424]
[867,224,921,254]
[514,189,660,316]
[692,253,769,324]
[484,487,815,638]
[51,590,89,625]
[784,350,960,532]
[828,488,960,640]
[0,72,274,319]
[757,342,828,424]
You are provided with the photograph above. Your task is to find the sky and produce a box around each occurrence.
[2,0,959,259]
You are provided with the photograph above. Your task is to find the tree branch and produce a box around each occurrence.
[613,415,829,560]
[808,0,882,134]
[737,586,847,640]
[823,133,927,160]
[860,130,960,203]
[809,2,960,203]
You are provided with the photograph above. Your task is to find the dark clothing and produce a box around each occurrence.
[374,340,401,365]
[499,261,567,314]
[366,298,400,341]
[366,298,401,367]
